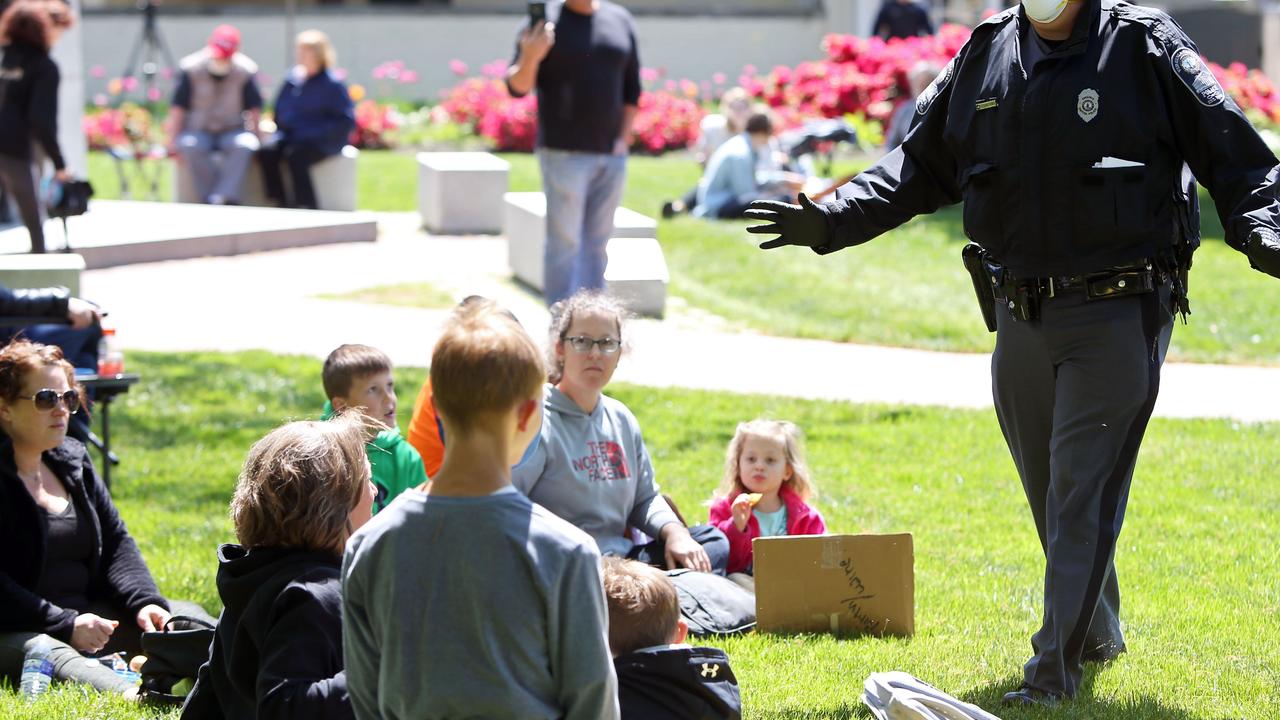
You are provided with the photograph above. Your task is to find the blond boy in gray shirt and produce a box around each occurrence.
[342,301,618,720]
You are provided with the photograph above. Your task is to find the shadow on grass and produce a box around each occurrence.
[960,667,1230,720]
[753,666,1228,720]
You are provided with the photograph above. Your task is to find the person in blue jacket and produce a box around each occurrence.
[259,30,354,210]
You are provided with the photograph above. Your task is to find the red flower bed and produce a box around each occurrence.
[439,60,703,153]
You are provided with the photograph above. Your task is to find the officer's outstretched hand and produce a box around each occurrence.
[746,193,829,250]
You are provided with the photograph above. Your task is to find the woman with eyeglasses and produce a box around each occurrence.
[512,291,729,574]
[0,339,208,696]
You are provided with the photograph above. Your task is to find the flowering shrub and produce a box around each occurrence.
[350,99,402,150]
[439,59,703,153]
[1209,61,1280,126]
[744,26,969,125]
[82,103,158,152]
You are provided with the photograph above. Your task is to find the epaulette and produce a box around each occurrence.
[1108,1,1184,50]
[974,6,1019,33]
[1110,0,1226,107]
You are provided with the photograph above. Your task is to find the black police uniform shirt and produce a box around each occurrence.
[816,0,1280,279]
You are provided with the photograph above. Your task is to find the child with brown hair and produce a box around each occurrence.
[603,557,741,719]
[321,343,426,512]
[181,414,377,719]
[708,419,827,575]
[342,300,617,719]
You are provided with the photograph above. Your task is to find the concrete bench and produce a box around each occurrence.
[173,145,359,212]
[504,191,667,316]
[604,237,670,318]
[418,152,510,234]
[0,252,85,296]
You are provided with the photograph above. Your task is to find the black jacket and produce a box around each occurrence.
[0,434,167,641]
[0,283,70,325]
[181,544,353,720]
[615,646,741,720]
[0,41,65,169]
[818,0,1280,278]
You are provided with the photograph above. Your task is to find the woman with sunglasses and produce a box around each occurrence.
[512,291,729,574]
[0,340,206,696]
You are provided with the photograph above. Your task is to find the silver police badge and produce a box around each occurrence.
[1171,47,1225,107]
[1077,88,1099,123]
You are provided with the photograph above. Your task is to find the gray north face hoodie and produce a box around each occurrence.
[512,385,679,556]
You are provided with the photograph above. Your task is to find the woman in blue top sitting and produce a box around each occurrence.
[259,30,354,209]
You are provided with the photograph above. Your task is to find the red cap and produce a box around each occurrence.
[208,25,240,60]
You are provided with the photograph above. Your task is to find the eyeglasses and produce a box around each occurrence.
[564,335,621,354]
[22,389,81,413]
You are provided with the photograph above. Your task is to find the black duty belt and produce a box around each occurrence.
[994,261,1159,323]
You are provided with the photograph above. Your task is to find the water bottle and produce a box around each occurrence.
[19,637,54,701]
[97,323,124,376]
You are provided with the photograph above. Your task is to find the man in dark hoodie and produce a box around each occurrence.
[180,416,375,720]
[603,558,741,720]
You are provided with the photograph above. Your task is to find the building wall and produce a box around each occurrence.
[79,10,839,103]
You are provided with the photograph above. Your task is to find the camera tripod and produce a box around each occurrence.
[113,0,177,201]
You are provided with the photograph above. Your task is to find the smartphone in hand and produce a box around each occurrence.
[528,0,547,25]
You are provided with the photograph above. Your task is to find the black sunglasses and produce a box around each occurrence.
[22,389,81,413]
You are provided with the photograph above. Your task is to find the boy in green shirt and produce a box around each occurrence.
[321,344,427,512]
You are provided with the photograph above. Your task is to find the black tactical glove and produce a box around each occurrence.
[745,193,832,251]
[1246,227,1280,279]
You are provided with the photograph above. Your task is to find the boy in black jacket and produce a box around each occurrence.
[603,558,742,720]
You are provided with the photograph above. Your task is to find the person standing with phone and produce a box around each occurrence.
[506,0,642,307]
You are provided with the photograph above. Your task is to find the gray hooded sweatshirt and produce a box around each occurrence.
[512,385,680,556]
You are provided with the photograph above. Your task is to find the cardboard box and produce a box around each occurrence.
[753,533,914,637]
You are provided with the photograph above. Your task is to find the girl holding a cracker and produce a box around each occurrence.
[708,420,827,575]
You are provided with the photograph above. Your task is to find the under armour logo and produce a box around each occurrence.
[700,663,720,678]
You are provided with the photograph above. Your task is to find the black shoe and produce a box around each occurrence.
[661,200,677,219]
[1082,642,1127,664]
[1001,686,1062,707]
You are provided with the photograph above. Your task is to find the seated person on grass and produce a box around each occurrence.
[321,344,427,511]
[512,290,729,574]
[182,414,376,719]
[342,300,618,720]
[0,340,213,699]
[603,558,741,720]
[693,110,806,220]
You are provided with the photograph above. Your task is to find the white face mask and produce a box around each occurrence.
[1022,0,1069,23]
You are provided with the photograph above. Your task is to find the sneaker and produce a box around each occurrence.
[1001,685,1062,707]
[661,200,677,219]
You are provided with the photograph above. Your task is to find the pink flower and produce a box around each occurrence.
[90,65,106,79]
[121,76,139,92]
[400,70,420,84]
[333,68,348,81]
[712,72,726,85]
[449,59,469,77]
[146,86,162,102]
[640,67,660,83]
[93,93,108,107]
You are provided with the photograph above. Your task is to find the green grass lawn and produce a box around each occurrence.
[2,351,1277,718]
[88,151,1280,365]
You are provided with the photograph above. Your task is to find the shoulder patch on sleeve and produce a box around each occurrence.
[916,55,957,116]
[1170,46,1225,107]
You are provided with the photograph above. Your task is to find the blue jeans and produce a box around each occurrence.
[537,149,628,306]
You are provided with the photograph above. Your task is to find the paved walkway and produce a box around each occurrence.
[80,212,1280,422]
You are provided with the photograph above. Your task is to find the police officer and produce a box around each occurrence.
[745,0,1280,706]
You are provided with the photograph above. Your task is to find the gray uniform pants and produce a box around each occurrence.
[991,282,1173,698]
[0,154,46,253]
[177,129,260,204]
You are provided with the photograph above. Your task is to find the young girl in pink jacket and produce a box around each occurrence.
[708,420,827,574]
